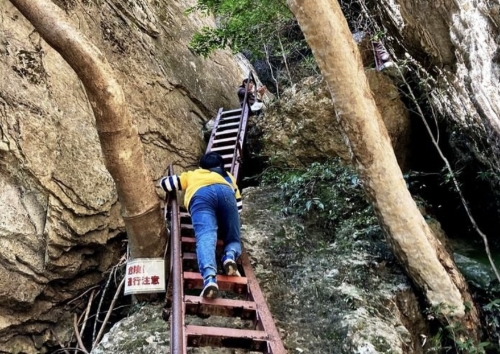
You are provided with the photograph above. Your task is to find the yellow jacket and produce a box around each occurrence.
[160,169,242,212]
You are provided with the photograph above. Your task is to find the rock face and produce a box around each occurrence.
[1,0,499,352]
[259,74,410,170]
[240,186,427,354]
[0,0,246,351]
[376,0,500,176]
[91,304,169,354]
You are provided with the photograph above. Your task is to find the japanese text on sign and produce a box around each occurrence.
[124,258,165,295]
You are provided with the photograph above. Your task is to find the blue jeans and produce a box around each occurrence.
[189,184,242,280]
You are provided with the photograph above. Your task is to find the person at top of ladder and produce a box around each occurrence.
[237,78,266,116]
[159,152,242,298]
[372,40,395,71]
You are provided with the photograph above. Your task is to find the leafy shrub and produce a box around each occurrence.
[187,0,294,58]
[186,0,318,90]
[262,159,377,237]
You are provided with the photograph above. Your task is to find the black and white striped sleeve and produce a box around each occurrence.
[236,196,242,213]
[160,175,182,192]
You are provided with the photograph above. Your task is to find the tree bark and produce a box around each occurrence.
[287,0,479,335]
[9,0,166,259]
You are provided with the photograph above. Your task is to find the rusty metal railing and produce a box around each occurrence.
[230,70,254,180]
[164,164,185,353]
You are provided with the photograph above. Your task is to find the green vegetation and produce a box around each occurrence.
[186,0,318,89]
[424,302,498,354]
[121,337,148,352]
[262,159,377,238]
[187,0,293,57]
[251,161,411,352]
[482,298,500,353]
[261,160,500,353]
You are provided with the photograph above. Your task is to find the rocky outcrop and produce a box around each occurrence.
[376,0,500,177]
[240,186,427,354]
[0,0,246,351]
[258,74,410,169]
[91,303,169,354]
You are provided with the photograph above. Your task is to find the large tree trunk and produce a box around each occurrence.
[9,0,166,259]
[287,0,479,336]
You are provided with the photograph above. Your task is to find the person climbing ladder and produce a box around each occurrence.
[237,78,266,115]
[159,152,243,298]
[372,40,394,71]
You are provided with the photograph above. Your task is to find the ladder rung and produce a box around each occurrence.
[224,163,232,169]
[220,116,241,122]
[214,144,237,151]
[215,129,239,136]
[184,295,257,319]
[218,121,240,128]
[221,118,240,128]
[183,252,197,260]
[221,154,234,159]
[220,108,242,115]
[181,223,193,229]
[184,272,248,293]
[181,237,224,252]
[210,146,235,152]
[182,252,198,271]
[186,325,268,350]
[181,237,224,245]
[213,137,238,144]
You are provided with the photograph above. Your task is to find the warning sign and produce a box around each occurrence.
[124,258,165,295]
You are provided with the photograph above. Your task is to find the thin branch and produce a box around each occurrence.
[278,33,293,86]
[92,277,126,350]
[49,330,70,354]
[67,285,99,305]
[52,348,89,354]
[90,258,126,345]
[73,314,89,354]
[79,289,95,341]
[77,304,131,324]
[262,41,280,100]
[92,271,113,344]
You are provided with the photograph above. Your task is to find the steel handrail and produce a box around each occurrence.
[207,107,224,152]
[166,164,185,353]
[230,71,254,179]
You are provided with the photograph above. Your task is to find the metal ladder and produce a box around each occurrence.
[164,73,286,353]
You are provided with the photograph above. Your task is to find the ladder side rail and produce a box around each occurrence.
[230,70,254,180]
[231,141,243,185]
[177,71,289,353]
[241,252,287,354]
[231,105,250,181]
[231,106,249,181]
[207,107,225,150]
[163,182,173,314]
[163,168,173,283]
[168,165,186,354]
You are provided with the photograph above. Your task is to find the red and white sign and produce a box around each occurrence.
[124,258,165,295]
